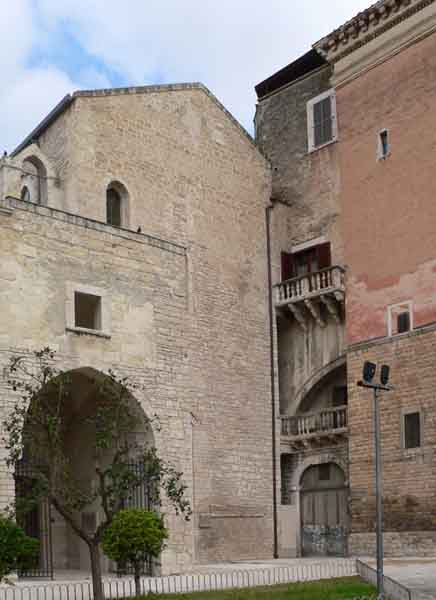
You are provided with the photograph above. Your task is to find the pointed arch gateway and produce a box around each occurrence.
[15,367,155,578]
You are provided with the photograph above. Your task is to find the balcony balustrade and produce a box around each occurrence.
[281,405,348,450]
[274,265,345,329]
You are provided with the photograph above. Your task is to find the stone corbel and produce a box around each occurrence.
[334,290,345,304]
[304,298,326,328]
[320,295,341,324]
[288,303,308,332]
[359,17,369,33]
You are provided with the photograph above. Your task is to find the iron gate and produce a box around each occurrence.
[112,460,155,576]
[15,463,54,578]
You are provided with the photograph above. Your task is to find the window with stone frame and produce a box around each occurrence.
[307,90,338,152]
[388,301,413,337]
[74,292,102,331]
[66,282,111,338]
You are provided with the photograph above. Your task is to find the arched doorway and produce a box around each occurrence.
[300,462,348,557]
[15,367,154,577]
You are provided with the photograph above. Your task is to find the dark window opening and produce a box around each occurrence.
[379,130,390,159]
[106,188,122,227]
[333,386,348,407]
[74,292,102,330]
[318,464,330,481]
[404,412,421,449]
[314,97,333,148]
[295,247,318,277]
[21,186,30,202]
[397,311,411,334]
[281,242,331,282]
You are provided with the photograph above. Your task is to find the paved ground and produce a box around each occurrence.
[365,558,436,600]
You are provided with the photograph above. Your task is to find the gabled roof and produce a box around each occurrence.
[12,82,259,157]
[255,50,328,100]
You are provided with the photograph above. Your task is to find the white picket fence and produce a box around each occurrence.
[0,559,357,600]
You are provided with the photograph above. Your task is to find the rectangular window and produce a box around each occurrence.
[388,302,413,337]
[404,412,421,449]
[307,90,338,152]
[74,292,102,331]
[378,129,390,160]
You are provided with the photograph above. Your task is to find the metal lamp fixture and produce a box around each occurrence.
[357,361,394,600]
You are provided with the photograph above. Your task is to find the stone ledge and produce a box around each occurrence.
[347,321,436,353]
[65,327,111,339]
[1,196,186,256]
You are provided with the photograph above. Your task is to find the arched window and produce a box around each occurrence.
[21,186,30,202]
[22,156,48,205]
[106,188,121,227]
[106,182,129,228]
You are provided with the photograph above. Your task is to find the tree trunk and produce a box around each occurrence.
[134,562,141,597]
[89,542,104,600]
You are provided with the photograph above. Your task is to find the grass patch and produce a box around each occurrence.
[140,577,376,599]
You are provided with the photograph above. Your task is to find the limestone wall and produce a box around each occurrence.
[0,85,273,572]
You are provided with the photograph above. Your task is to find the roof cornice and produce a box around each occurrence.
[314,0,436,63]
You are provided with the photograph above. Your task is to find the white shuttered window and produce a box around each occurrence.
[307,89,338,152]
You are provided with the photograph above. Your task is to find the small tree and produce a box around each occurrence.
[0,515,39,582]
[102,509,168,596]
[3,348,191,600]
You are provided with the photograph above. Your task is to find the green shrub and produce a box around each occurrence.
[0,515,39,582]
[102,509,168,595]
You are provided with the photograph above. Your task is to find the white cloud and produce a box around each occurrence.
[0,67,77,152]
[35,0,371,129]
[1,0,372,151]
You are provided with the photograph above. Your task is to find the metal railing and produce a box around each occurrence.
[281,405,348,439]
[356,559,413,600]
[275,265,345,306]
[0,559,357,600]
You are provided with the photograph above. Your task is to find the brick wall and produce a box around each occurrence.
[348,327,436,556]
[338,30,436,345]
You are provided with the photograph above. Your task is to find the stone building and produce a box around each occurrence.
[256,0,436,559]
[1,0,436,577]
[0,84,274,575]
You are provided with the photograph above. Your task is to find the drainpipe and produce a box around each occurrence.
[266,202,279,559]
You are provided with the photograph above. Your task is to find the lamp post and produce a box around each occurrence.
[357,362,394,600]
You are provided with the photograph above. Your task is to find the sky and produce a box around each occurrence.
[1,0,371,153]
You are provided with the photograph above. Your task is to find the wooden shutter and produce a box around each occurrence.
[314,97,333,147]
[316,242,331,270]
[281,252,295,281]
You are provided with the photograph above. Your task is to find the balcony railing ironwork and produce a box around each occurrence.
[281,405,348,440]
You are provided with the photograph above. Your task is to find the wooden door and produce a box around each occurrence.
[300,463,348,556]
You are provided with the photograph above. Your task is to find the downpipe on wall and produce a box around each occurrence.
[266,202,279,559]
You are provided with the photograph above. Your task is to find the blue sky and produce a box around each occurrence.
[1,0,371,152]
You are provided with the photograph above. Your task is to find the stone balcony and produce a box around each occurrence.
[274,266,345,329]
[281,406,348,451]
